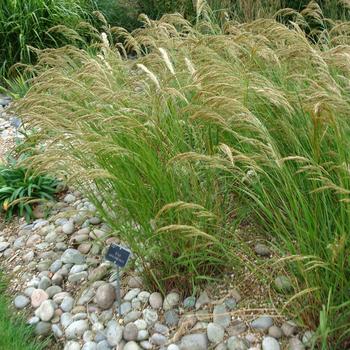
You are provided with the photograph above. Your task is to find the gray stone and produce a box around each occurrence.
[134,319,147,330]
[23,251,34,263]
[150,333,167,346]
[139,341,152,349]
[207,322,225,344]
[84,330,95,342]
[213,304,231,328]
[302,331,315,347]
[124,342,141,350]
[254,243,271,256]
[77,287,95,305]
[46,285,62,298]
[96,283,116,309]
[63,221,75,235]
[70,264,88,274]
[123,323,138,341]
[52,324,64,338]
[24,287,36,298]
[61,249,85,264]
[138,291,150,303]
[106,320,123,346]
[35,321,51,336]
[281,321,297,337]
[64,194,76,203]
[251,316,273,330]
[28,316,40,325]
[227,320,246,336]
[183,296,196,309]
[128,276,143,288]
[61,296,75,312]
[52,273,63,285]
[154,323,169,335]
[64,341,81,350]
[163,292,180,311]
[61,312,73,329]
[38,276,51,290]
[274,276,293,293]
[149,292,163,309]
[195,291,210,310]
[143,308,158,326]
[180,333,208,350]
[124,311,141,324]
[227,336,249,350]
[124,288,141,301]
[0,242,10,252]
[88,265,108,282]
[82,342,98,350]
[137,329,149,341]
[97,340,111,350]
[99,309,113,323]
[65,319,89,339]
[262,336,280,350]
[289,338,305,350]
[14,295,30,309]
[120,302,132,315]
[225,298,237,310]
[35,300,55,321]
[68,271,88,283]
[168,345,180,350]
[268,326,283,339]
[164,309,179,327]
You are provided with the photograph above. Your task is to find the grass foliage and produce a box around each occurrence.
[12,2,350,347]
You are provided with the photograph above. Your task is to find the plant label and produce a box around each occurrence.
[106,243,131,268]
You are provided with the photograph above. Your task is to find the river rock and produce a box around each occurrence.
[14,295,30,309]
[31,289,49,308]
[268,326,283,339]
[35,300,55,321]
[251,316,273,330]
[227,336,249,350]
[207,323,225,343]
[65,319,89,339]
[35,321,51,336]
[61,249,85,264]
[149,292,163,309]
[163,292,180,311]
[124,341,140,350]
[96,283,116,309]
[180,333,208,350]
[123,323,138,341]
[143,308,158,326]
[262,336,280,350]
[196,291,210,310]
[254,243,270,256]
[106,320,123,346]
[281,321,297,337]
[274,275,293,293]
[213,304,230,328]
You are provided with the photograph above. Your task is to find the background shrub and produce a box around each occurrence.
[0,0,96,80]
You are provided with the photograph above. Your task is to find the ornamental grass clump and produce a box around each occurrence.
[13,2,350,347]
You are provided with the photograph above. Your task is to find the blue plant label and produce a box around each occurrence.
[106,243,131,268]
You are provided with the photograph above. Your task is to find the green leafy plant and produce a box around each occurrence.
[0,163,60,221]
